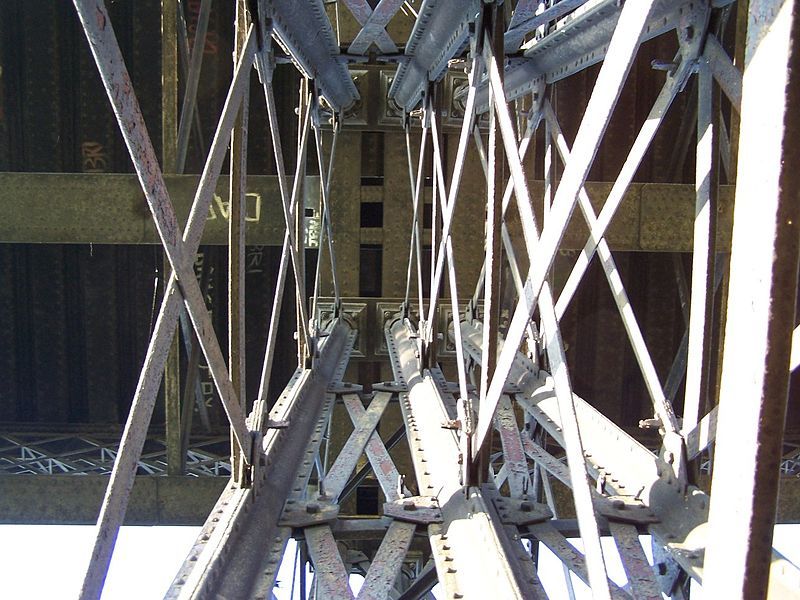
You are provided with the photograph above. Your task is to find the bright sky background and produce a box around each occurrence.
[0,525,796,599]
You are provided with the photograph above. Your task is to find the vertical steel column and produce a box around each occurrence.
[162,0,183,477]
[704,1,800,598]
[229,0,249,481]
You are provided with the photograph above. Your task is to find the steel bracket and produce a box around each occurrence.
[594,496,660,525]
[372,380,408,393]
[491,496,553,526]
[327,381,363,394]
[383,496,442,524]
[279,500,340,528]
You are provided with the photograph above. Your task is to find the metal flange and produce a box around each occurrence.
[594,496,660,525]
[372,380,408,393]
[383,496,442,524]
[491,496,553,526]
[279,500,340,528]
[327,381,363,394]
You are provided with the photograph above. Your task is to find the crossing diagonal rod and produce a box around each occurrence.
[425,52,484,326]
[311,118,341,316]
[176,0,211,173]
[480,0,665,452]
[260,67,311,351]
[404,122,429,319]
[428,103,473,406]
[553,51,696,318]
[74,0,252,458]
[683,59,718,432]
[73,2,256,596]
[473,46,610,595]
[543,101,675,439]
[347,0,404,55]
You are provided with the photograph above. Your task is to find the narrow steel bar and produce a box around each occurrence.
[229,0,249,481]
[403,124,426,319]
[162,0,182,478]
[683,59,718,432]
[261,76,311,352]
[553,56,693,316]
[176,0,206,157]
[253,232,289,431]
[480,12,504,457]
[357,520,417,600]
[608,521,661,600]
[341,399,403,503]
[410,122,430,320]
[161,0,178,173]
[305,525,355,599]
[482,0,660,455]
[323,392,392,501]
[685,405,718,461]
[73,5,256,591]
[162,0,178,172]
[427,100,471,403]
[704,34,743,113]
[294,79,308,365]
[175,0,210,173]
[528,523,628,599]
[178,278,213,439]
[543,102,678,434]
[664,257,726,405]
[348,0,404,55]
[494,396,531,498]
[340,0,398,54]
[705,2,800,597]
[311,119,341,320]
[324,126,341,307]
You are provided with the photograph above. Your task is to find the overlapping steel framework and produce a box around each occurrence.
[60,0,800,598]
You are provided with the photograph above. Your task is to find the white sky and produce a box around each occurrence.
[0,525,796,599]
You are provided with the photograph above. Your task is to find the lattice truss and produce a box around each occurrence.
[63,0,800,598]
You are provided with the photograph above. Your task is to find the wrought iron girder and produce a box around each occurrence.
[388,0,481,111]
[386,316,547,599]
[459,319,800,594]
[471,0,709,113]
[166,320,355,599]
[268,0,359,112]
